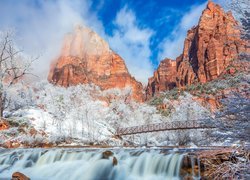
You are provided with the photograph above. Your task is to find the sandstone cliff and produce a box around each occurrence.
[146,59,177,98]
[48,26,143,101]
[146,1,248,98]
[176,1,247,87]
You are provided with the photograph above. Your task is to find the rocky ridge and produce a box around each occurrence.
[48,26,143,101]
[146,1,249,98]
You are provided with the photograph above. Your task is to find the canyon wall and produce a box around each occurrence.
[146,59,177,98]
[146,1,248,98]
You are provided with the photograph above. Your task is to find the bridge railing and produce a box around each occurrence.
[116,120,214,136]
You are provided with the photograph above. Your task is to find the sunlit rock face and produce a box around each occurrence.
[48,26,143,101]
[146,59,177,98]
[176,1,248,87]
[146,1,248,98]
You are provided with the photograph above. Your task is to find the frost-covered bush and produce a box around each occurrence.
[3,79,230,146]
[203,92,250,144]
[32,80,247,146]
[167,92,211,121]
[138,92,213,146]
[36,83,109,142]
[184,73,249,96]
[33,82,163,145]
[166,93,211,146]
[21,134,46,146]
[0,127,18,137]
[4,83,35,113]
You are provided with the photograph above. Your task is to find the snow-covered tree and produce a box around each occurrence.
[204,92,250,144]
[36,83,113,143]
[157,93,212,146]
[0,30,36,117]
[4,83,35,113]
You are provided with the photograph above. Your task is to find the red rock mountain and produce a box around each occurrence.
[147,1,248,98]
[146,59,177,98]
[48,26,143,101]
[176,1,247,87]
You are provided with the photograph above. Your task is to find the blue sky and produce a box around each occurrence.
[0,0,225,83]
[90,0,207,64]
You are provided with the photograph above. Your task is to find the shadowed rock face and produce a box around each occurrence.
[48,26,143,101]
[146,59,177,99]
[176,1,248,87]
[146,1,248,98]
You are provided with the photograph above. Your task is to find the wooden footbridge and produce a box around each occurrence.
[116,120,215,136]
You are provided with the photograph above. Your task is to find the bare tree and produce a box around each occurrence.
[176,130,192,146]
[217,93,249,143]
[202,92,250,144]
[0,31,36,117]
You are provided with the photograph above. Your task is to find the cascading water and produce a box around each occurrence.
[190,155,201,180]
[0,149,186,180]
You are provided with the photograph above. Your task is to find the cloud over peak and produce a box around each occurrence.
[107,7,154,83]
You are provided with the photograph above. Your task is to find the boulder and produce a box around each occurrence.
[102,150,114,159]
[12,172,30,180]
[112,156,118,166]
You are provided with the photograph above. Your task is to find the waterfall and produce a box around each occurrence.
[0,149,187,180]
[189,155,201,180]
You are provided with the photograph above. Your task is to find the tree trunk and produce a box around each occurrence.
[0,91,3,118]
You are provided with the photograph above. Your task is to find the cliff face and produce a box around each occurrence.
[146,1,248,98]
[48,26,143,101]
[176,1,247,87]
[146,59,177,98]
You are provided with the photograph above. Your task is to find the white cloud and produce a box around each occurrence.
[0,0,104,78]
[107,7,154,84]
[158,2,207,61]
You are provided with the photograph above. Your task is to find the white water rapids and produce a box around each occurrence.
[0,149,187,180]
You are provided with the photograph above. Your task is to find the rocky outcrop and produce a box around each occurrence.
[48,26,143,101]
[146,1,248,98]
[197,147,249,179]
[0,119,9,130]
[112,156,118,166]
[176,1,248,87]
[102,150,114,159]
[12,172,30,180]
[146,59,177,98]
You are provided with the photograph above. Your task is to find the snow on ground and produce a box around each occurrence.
[2,81,244,147]
[22,107,115,143]
[25,108,57,136]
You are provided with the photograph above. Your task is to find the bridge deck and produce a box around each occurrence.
[116,120,215,136]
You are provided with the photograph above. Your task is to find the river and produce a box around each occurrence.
[0,148,201,180]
